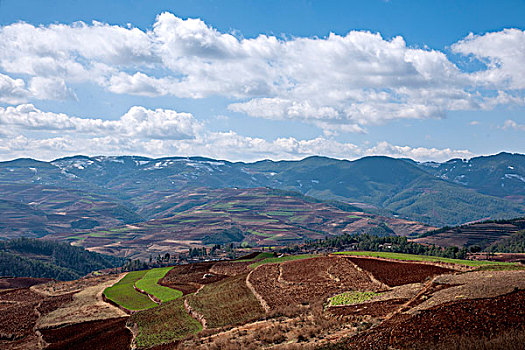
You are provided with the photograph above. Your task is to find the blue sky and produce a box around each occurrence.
[0,0,524,162]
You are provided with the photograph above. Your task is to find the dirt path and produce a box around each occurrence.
[246,266,270,313]
[37,274,129,329]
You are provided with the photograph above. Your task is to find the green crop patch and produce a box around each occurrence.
[334,251,517,267]
[346,215,361,219]
[249,254,320,268]
[135,267,182,303]
[104,270,158,311]
[186,273,265,328]
[247,230,274,238]
[261,211,296,216]
[328,291,381,306]
[236,252,275,262]
[130,298,202,349]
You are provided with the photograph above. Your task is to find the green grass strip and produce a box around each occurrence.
[334,251,517,267]
[249,254,320,268]
[236,252,276,262]
[328,291,381,306]
[104,270,158,311]
[135,267,182,303]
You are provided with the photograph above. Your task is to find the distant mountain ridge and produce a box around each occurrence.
[0,152,523,228]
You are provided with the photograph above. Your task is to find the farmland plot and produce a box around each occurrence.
[135,267,182,303]
[248,256,383,312]
[346,257,454,287]
[129,298,202,349]
[186,273,265,328]
[103,270,157,311]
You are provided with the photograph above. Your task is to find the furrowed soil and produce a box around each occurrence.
[248,256,384,311]
[186,273,265,328]
[346,257,454,287]
[129,298,202,349]
[41,317,131,350]
[331,290,525,350]
[159,262,227,295]
[0,277,54,290]
[209,260,253,276]
[0,288,73,349]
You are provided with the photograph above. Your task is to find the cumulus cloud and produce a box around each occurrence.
[452,29,525,89]
[0,104,202,140]
[364,141,473,162]
[0,14,523,133]
[501,119,525,131]
[0,73,31,103]
[0,103,474,162]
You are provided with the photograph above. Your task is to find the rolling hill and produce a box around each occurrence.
[413,217,525,249]
[0,183,143,239]
[1,153,523,227]
[44,187,434,259]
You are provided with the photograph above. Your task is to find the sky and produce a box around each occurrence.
[0,0,524,162]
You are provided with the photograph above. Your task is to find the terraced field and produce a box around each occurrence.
[45,187,434,259]
[135,267,182,303]
[103,270,158,311]
[334,250,515,267]
[1,254,524,349]
[128,298,202,349]
[186,273,265,328]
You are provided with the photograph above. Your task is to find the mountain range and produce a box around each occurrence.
[0,152,523,227]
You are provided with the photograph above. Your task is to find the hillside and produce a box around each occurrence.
[1,153,524,227]
[0,238,125,280]
[413,217,525,249]
[1,253,522,349]
[0,183,143,239]
[418,152,525,202]
[45,187,434,259]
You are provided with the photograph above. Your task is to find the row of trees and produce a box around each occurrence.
[285,234,470,259]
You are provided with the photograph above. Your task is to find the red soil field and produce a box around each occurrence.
[160,262,227,295]
[0,277,54,290]
[41,317,132,350]
[339,290,525,350]
[209,260,252,276]
[248,257,383,311]
[347,257,454,287]
[0,288,73,345]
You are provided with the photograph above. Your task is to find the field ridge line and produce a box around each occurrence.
[184,298,207,329]
[344,257,390,290]
[133,283,162,305]
[246,267,270,313]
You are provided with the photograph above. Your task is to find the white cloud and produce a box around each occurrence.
[452,29,525,89]
[28,77,77,101]
[501,119,525,131]
[0,73,30,103]
[0,104,202,140]
[364,141,473,162]
[0,14,523,133]
[0,104,474,162]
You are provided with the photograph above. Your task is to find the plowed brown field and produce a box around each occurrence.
[0,288,73,349]
[248,257,383,311]
[41,317,131,350]
[347,257,454,287]
[335,290,525,350]
[0,277,53,290]
[209,260,253,276]
[159,262,226,295]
